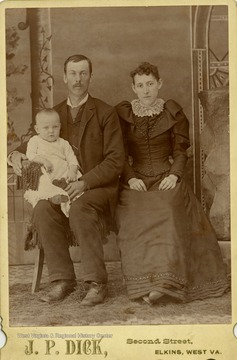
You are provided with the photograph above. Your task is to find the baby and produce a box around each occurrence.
[24,108,82,217]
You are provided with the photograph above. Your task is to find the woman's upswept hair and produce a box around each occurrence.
[130,62,160,83]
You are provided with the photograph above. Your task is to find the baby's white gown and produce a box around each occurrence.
[24,136,82,217]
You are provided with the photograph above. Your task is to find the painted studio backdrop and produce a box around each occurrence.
[6,6,230,273]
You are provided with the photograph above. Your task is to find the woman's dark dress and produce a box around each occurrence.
[115,99,229,301]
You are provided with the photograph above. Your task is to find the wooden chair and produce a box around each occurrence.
[32,248,45,293]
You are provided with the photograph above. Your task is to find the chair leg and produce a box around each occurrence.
[31,248,44,293]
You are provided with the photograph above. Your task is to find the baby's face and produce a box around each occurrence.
[35,114,61,142]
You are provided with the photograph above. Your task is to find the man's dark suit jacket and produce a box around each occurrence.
[16,95,125,216]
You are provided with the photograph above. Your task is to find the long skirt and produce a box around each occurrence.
[115,180,230,301]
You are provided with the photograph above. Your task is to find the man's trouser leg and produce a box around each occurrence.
[69,188,110,284]
[32,200,76,282]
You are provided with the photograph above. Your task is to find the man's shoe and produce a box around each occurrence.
[80,282,108,306]
[40,280,77,303]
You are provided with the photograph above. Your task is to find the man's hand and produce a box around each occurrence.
[128,178,147,191]
[10,152,27,176]
[65,180,86,201]
[159,174,178,191]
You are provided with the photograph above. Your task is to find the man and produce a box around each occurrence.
[10,54,125,306]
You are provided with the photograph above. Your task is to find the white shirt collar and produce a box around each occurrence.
[67,93,89,108]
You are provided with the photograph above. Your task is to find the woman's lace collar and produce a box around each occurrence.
[131,98,165,117]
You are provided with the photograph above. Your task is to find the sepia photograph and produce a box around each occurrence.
[1,1,236,359]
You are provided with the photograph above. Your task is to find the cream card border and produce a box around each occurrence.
[0,0,237,359]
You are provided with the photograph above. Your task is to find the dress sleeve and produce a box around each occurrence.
[166,100,190,179]
[119,120,137,184]
[115,101,137,184]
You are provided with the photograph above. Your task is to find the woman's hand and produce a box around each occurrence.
[159,174,178,191]
[65,180,86,201]
[128,178,147,191]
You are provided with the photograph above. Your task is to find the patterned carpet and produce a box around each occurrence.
[8,262,231,327]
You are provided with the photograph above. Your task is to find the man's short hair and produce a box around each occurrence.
[64,54,93,74]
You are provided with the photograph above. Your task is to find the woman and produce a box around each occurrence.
[115,62,229,304]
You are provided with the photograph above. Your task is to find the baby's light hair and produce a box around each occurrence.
[35,108,60,125]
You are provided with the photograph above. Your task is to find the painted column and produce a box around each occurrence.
[18,8,54,124]
[191,5,212,203]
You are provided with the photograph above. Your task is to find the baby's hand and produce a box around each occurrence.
[67,170,78,182]
[43,159,53,173]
